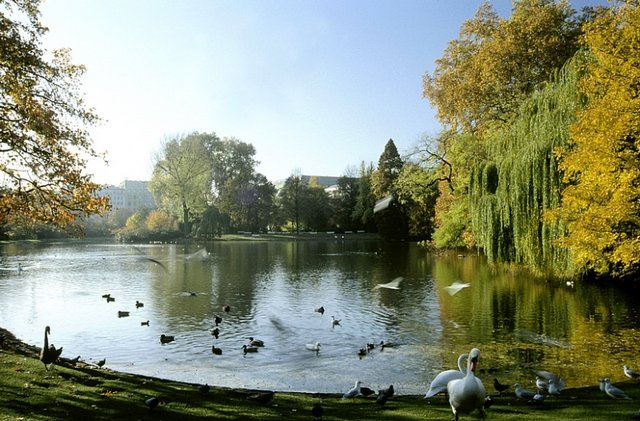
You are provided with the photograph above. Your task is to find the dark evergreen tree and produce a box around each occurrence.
[371,139,409,239]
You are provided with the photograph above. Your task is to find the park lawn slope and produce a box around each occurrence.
[0,328,639,420]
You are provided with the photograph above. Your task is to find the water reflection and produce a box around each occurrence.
[0,240,638,394]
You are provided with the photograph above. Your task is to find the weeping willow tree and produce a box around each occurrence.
[469,55,586,277]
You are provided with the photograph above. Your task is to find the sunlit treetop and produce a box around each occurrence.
[423,0,584,134]
[0,0,109,230]
[554,0,640,277]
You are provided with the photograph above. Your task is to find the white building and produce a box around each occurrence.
[97,180,156,212]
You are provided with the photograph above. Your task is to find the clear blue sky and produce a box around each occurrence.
[39,0,606,186]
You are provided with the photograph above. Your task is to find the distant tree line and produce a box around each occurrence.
[109,135,437,242]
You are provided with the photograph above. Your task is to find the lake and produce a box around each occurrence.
[0,239,638,395]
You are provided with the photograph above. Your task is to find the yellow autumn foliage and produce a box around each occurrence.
[553,2,640,276]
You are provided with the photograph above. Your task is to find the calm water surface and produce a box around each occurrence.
[0,239,638,395]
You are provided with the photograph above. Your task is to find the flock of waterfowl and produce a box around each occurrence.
[416,347,640,420]
[30,260,639,419]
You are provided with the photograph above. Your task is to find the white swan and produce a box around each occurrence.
[424,353,469,398]
[447,348,486,421]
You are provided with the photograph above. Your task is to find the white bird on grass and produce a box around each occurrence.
[342,380,362,399]
[603,378,632,400]
[514,383,536,399]
[531,393,545,406]
[424,353,469,398]
[535,376,548,392]
[625,365,640,380]
[447,348,486,421]
[444,281,471,296]
[548,379,562,395]
[373,277,403,290]
[535,370,565,391]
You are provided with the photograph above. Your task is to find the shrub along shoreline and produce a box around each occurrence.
[1,327,639,420]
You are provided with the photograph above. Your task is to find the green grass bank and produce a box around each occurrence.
[1,327,639,420]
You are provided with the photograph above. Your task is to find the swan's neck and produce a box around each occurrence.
[457,354,469,373]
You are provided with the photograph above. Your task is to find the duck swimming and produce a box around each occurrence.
[242,345,259,354]
[248,337,264,347]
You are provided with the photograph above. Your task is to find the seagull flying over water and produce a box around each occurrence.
[444,281,471,296]
[373,277,403,290]
[132,247,167,272]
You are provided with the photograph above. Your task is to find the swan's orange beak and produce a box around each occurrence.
[471,358,478,372]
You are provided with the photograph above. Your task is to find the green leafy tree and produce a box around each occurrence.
[219,173,275,232]
[352,162,376,232]
[424,0,593,256]
[469,57,582,276]
[116,210,149,241]
[207,136,274,231]
[423,0,582,133]
[0,0,109,231]
[278,172,306,233]
[395,163,439,240]
[331,168,359,231]
[208,136,257,195]
[149,133,212,236]
[196,206,228,239]
[551,2,640,277]
[300,184,331,232]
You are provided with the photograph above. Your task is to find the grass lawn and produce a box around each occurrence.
[1,327,639,420]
